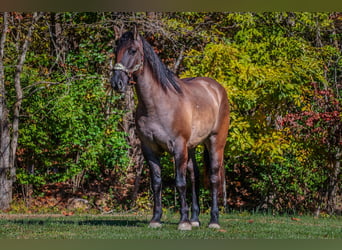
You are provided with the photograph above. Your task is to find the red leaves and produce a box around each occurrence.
[280,83,341,147]
[12,12,23,20]
[282,110,340,129]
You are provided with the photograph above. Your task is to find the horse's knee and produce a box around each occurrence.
[210,174,219,185]
[209,165,220,182]
[151,175,162,188]
[175,177,186,190]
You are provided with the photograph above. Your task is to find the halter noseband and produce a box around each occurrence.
[113,60,143,77]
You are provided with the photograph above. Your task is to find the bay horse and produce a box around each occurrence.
[111,29,230,230]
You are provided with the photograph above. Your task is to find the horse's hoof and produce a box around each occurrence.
[149,222,162,228]
[178,222,192,231]
[208,223,220,229]
[190,221,200,227]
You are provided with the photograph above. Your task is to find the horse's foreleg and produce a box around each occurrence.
[188,149,200,227]
[174,141,192,230]
[142,146,163,228]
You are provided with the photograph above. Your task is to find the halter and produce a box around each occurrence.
[113,60,144,78]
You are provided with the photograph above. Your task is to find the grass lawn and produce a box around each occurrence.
[0,212,341,239]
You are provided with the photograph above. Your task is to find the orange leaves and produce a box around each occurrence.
[62,211,74,216]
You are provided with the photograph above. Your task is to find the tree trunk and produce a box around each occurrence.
[49,13,66,65]
[326,149,341,214]
[0,107,12,210]
[0,12,42,210]
[0,12,12,211]
[122,87,144,206]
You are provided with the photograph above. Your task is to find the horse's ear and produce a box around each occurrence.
[114,25,123,40]
[133,25,140,41]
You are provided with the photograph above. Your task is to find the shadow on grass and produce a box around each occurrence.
[78,219,150,227]
[5,219,153,227]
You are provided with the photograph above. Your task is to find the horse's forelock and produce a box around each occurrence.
[116,31,135,53]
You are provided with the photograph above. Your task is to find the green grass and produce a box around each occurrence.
[0,212,341,239]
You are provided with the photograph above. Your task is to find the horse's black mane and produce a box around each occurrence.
[117,32,182,94]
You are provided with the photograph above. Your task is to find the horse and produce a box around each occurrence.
[111,28,230,230]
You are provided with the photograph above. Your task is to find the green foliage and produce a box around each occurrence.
[181,12,341,212]
[15,14,129,189]
[2,12,340,214]
[18,72,129,185]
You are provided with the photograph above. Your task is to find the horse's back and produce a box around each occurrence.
[180,77,229,147]
[181,77,229,114]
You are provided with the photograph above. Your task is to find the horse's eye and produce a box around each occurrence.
[128,48,137,55]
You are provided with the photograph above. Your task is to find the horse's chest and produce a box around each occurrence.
[136,116,173,151]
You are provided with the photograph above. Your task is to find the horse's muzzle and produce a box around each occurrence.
[111,72,128,93]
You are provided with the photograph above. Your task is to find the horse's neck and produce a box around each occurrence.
[135,66,168,114]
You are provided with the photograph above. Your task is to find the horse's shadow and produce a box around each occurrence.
[78,219,149,227]
[7,218,152,227]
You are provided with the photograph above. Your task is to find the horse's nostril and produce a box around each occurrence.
[110,75,122,91]
[118,80,123,90]
[111,78,126,93]
[110,76,116,89]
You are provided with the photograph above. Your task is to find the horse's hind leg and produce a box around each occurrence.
[206,134,227,229]
[188,148,200,227]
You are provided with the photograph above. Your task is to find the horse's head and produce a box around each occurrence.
[111,28,144,93]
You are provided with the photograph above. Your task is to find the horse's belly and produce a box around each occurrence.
[188,123,213,148]
[188,136,207,148]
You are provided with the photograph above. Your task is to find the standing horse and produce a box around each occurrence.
[111,29,230,230]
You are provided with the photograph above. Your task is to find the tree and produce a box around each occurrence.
[0,12,42,210]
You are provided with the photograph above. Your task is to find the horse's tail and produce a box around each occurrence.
[203,147,226,202]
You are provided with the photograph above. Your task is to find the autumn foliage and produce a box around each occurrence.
[0,12,341,215]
